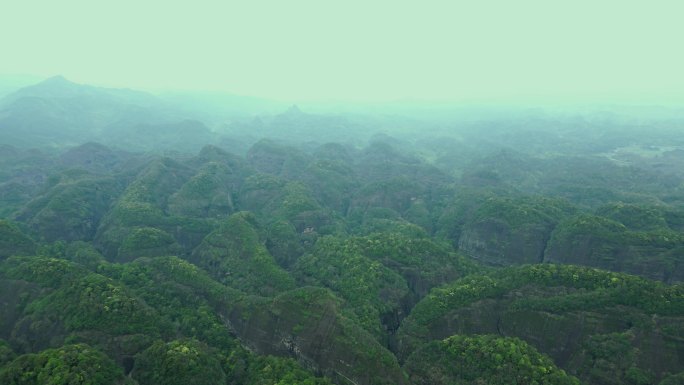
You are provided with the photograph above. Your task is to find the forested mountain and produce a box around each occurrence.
[1,78,683,384]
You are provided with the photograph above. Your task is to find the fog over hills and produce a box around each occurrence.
[2,0,684,382]
[3,75,683,154]
[0,68,683,385]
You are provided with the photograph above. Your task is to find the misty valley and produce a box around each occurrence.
[1,77,684,385]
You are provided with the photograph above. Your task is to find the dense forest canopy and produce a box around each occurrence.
[0,75,683,385]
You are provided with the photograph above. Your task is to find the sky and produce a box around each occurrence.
[1,0,682,103]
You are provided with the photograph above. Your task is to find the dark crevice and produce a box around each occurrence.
[538,226,555,263]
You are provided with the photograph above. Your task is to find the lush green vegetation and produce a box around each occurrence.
[295,236,410,339]
[191,212,296,296]
[404,334,580,385]
[397,264,684,384]
[0,344,130,385]
[0,219,35,259]
[132,339,226,385]
[2,87,684,384]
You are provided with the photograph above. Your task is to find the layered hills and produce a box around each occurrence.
[0,77,683,384]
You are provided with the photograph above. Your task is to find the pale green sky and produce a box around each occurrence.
[1,0,682,102]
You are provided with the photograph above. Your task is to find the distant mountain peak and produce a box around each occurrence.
[43,75,71,84]
[3,75,84,101]
[284,104,304,116]
[2,75,159,108]
[33,75,79,90]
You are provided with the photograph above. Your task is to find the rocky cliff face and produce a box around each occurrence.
[458,219,553,265]
[455,201,684,283]
[396,265,684,384]
[455,196,572,266]
[545,214,684,283]
[439,302,684,384]
[223,287,409,385]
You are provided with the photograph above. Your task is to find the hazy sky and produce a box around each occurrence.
[1,0,682,102]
